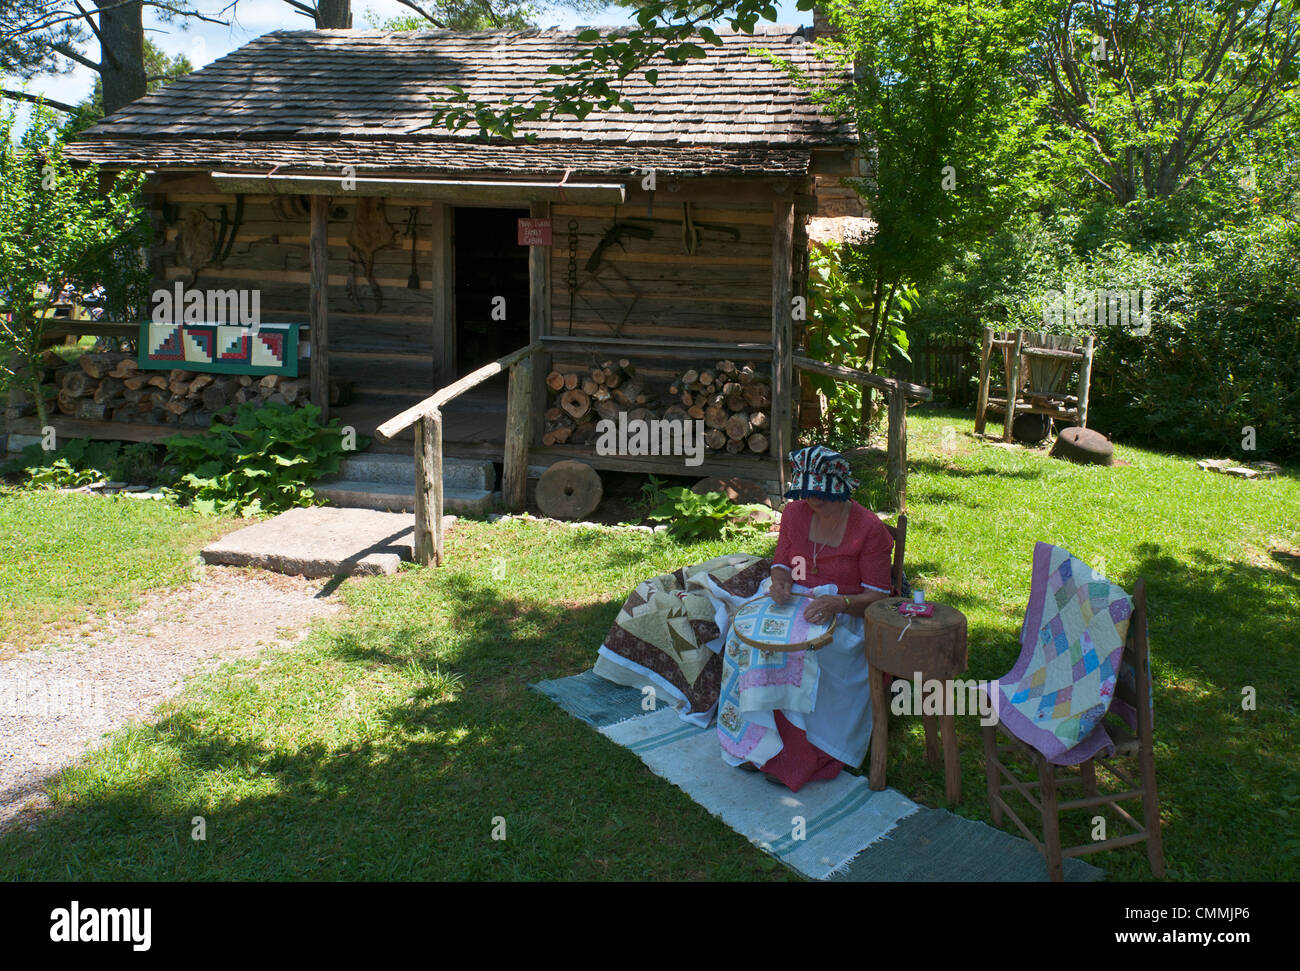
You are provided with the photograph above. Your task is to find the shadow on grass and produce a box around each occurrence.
[909,458,1046,481]
[0,572,791,881]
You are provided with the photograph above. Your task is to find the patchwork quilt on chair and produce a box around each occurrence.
[139,322,298,376]
[992,542,1134,765]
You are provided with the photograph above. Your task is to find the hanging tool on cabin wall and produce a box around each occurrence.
[176,209,217,285]
[215,195,245,265]
[346,197,398,312]
[172,196,245,286]
[576,204,741,335]
[581,221,654,336]
[405,207,421,289]
[565,218,580,335]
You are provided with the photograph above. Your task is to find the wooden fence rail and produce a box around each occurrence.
[793,355,932,511]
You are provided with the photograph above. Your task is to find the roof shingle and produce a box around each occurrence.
[70,26,856,174]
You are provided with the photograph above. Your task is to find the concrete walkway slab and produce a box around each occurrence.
[202,506,453,577]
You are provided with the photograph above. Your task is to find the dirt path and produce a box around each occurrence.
[0,566,343,833]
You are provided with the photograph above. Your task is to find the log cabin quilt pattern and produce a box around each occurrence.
[139,322,298,376]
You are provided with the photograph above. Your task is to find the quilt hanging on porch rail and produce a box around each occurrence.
[138,322,299,377]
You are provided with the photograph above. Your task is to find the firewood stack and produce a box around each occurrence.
[670,360,771,455]
[540,358,771,455]
[542,358,652,446]
[8,351,339,427]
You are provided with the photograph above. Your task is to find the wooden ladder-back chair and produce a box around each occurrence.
[974,329,1096,443]
[882,513,907,597]
[981,577,1165,881]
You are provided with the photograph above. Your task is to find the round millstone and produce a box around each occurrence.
[536,460,603,520]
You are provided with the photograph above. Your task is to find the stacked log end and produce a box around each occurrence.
[10,351,335,428]
[675,359,771,455]
[542,358,641,446]
[542,357,770,455]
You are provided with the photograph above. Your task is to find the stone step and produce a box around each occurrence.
[333,453,496,491]
[314,479,495,517]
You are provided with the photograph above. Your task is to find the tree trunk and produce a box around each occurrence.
[316,0,353,27]
[97,1,147,115]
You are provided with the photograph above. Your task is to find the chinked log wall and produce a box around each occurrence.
[146,176,435,403]
[144,174,813,477]
[542,178,812,475]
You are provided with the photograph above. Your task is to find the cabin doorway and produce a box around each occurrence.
[453,206,531,377]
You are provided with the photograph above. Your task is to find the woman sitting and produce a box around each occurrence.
[719,445,895,791]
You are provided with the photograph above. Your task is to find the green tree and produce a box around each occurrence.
[1027,0,1300,205]
[2,2,219,115]
[60,37,192,138]
[780,0,1050,432]
[0,103,148,426]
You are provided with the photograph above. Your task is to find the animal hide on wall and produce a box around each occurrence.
[347,197,398,311]
[176,209,217,284]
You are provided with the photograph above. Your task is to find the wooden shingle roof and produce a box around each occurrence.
[70,26,856,176]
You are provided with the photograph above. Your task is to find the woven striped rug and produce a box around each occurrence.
[533,671,1104,882]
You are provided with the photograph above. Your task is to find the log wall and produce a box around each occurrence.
[142,172,813,479]
[147,176,436,401]
[544,177,813,458]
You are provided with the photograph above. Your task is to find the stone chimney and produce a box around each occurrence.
[813,5,841,41]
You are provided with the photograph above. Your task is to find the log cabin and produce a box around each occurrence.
[49,25,929,558]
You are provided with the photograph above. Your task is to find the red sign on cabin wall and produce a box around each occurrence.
[517,218,552,246]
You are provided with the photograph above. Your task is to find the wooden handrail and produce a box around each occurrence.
[376,339,542,567]
[792,355,933,402]
[376,340,541,440]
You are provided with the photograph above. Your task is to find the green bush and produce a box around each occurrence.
[1,438,167,487]
[646,486,772,542]
[162,400,359,516]
[911,204,1300,458]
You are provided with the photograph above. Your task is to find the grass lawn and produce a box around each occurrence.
[0,409,1296,880]
[0,487,237,653]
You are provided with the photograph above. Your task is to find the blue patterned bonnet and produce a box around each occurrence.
[784,445,860,502]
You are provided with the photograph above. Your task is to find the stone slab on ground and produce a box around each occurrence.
[201,506,452,577]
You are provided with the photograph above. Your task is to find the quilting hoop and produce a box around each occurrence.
[730,592,836,652]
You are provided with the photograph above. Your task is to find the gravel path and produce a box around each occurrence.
[0,566,343,834]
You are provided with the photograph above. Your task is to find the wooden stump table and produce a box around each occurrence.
[864,598,969,802]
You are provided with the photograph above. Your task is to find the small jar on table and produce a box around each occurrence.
[863,598,969,802]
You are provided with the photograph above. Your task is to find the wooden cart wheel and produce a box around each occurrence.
[536,460,602,520]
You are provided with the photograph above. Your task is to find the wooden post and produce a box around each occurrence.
[1078,333,1094,428]
[885,383,907,510]
[414,410,444,567]
[1040,758,1064,882]
[869,665,888,790]
[503,354,532,512]
[529,200,551,446]
[982,724,1004,825]
[309,194,330,421]
[974,326,993,434]
[430,202,455,387]
[1004,328,1024,443]
[771,198,795,492]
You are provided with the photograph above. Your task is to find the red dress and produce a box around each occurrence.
[760,501,893,790]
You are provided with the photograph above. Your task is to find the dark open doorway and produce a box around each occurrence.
[454,206,531,377]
